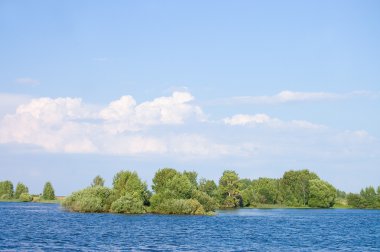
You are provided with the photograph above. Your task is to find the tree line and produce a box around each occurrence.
[0,181,56,202]
[62,168,380,215]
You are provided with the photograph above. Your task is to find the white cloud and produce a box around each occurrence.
[0,92,208,155]
[100,91,204,134]
[0,91,377,163]
[15,77,40,86]
[217,90,374,105]
[223,113,326,130]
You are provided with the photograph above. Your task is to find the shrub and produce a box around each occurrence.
[110,193,145,214]
[19,193,33,202]
[62,186,117,213]
[151,198,205,215]
[191,190,218,212]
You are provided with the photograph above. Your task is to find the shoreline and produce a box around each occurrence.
[1,200,372,210]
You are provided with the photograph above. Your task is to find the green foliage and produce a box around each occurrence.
[191,190,218,212]
[183,171,198,187]
[239,179,252,191]
[112,170,150,204]
[150,168,214,214]
[199,179,218,197]
[308,179,336,208]
[151,198,205,215]
[0,181,14,199]
[152,168,179,193]
[19,193,33,202]
[251,178,280,204]
[42,182,56,200]
[110,193,145,214]
[336,189,347,199]
[280,169,319,206]
[218,170,241,208]
[240,188,257,207]
[346,185,380,209]
[347,193,364,208]
[91,175,105,187]
[15,182,29,199]
[62,186,117,212]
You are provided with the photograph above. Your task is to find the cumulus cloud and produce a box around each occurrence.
[0,91,376,161]
[216,90,374,105]
[223,113,326,130]
[0,92,208,155]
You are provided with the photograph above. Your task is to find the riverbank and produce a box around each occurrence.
[0,197,63,204]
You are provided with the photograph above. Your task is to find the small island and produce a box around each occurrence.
[61,168,380,215]
[2,168,379,215]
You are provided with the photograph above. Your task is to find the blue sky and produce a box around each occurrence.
[1,0,379,195]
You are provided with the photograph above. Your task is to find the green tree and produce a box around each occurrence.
[0,181,14,199]
[360,186,377,208]
[199,179,218,198]
[42,182,56,200]
[251,178,280,204]
[281,169,319,206]
[15,182,29,199]
[91,175,105,187]
[191,190,218,212]
[152,168,179,193]
[218,170,241,208]
[347,193,364,208]
[308,179,336,208]
[239,179,252,191]
[183,171,198,187]
[112,170,150,204]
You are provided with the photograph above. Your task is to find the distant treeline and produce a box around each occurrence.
[0,181,56,202]
[61,168,380,215]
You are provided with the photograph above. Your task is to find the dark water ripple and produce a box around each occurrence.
[0,203,379,251]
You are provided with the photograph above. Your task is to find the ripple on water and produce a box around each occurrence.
[0,203,379,251]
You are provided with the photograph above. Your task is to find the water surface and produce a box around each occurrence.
[0,202,379,251]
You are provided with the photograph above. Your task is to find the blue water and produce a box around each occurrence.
[0,203,379,251]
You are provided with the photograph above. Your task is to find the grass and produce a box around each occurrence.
[246,204,311,209]
[0,196,64,204]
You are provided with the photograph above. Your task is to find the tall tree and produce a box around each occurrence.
[0,181,14,199]
[218,170,241,208]
[91,175,105,187]
[152,168,179,193]
[183,171,198,188]
[199,179,218,197]
[15,182,29,199]
[281,169,319,206]
[42,182,56,200]
[308,179,336,208]
[113,170,149,203]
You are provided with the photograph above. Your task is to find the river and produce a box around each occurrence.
[0,202,379,251]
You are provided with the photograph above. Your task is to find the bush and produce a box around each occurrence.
[19,193,33,202]
[191,190,218,212]
[152,198,205,215]
[62,186,117,213]
[110,193,145,214]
